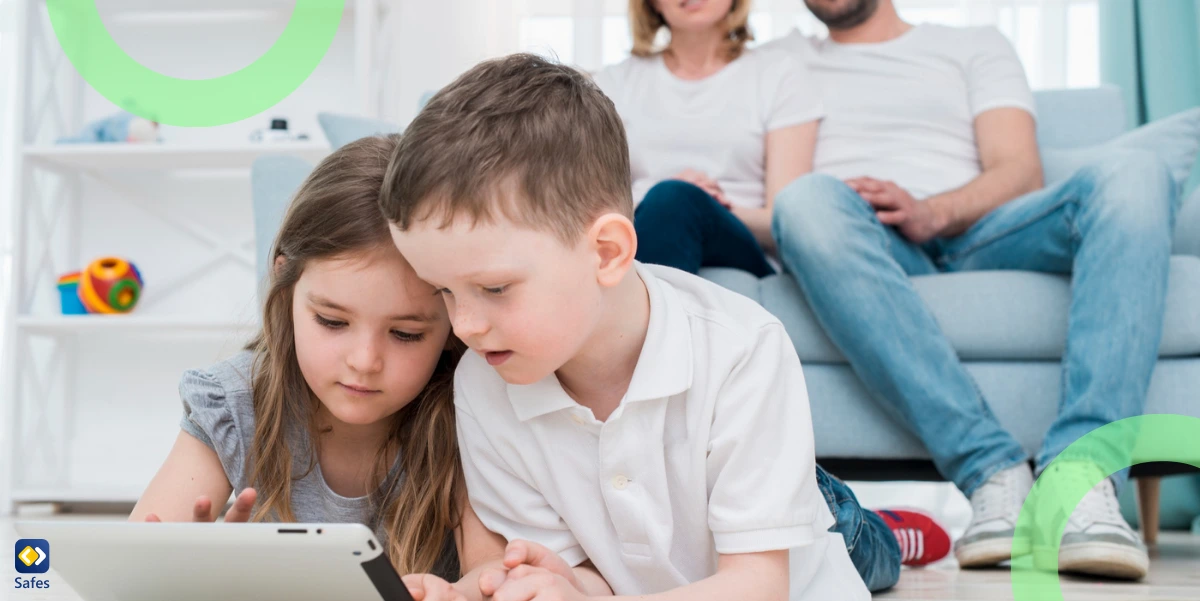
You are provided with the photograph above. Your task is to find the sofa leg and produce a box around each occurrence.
[1136,477,1161,545]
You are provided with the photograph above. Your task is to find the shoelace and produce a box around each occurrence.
[894,527,925,562]
[1050,464,1127,529]
[972,468,1022,523]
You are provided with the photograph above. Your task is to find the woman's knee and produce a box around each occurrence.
[637,180,720,218]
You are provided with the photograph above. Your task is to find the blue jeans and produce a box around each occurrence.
[773,150,1177,496]
[634,180,775,277]
[817,465,901,592]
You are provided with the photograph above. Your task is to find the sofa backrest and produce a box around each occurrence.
[1032,85,1128,149]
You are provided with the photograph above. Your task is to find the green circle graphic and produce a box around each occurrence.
[47,0,345,127]
[1011,414,1200,600]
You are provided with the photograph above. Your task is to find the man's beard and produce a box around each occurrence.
[805,0,880,30]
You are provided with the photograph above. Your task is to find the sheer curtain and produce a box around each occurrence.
[513,0,1100,89]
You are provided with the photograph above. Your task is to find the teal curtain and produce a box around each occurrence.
[1100,0,1200,127]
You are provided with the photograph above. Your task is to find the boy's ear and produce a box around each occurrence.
[588,213,637,288]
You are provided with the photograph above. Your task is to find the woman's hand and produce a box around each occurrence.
[402,574,468,601]
[143,487,257,523]
[672,169,730,207]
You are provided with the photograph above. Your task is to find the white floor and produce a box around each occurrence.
[5,509,1199,601]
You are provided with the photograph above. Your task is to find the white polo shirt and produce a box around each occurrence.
[455,263,868,600]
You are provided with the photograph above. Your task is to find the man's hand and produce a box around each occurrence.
[402,574,468,601]
[673,169,731,208]
[491,565,588,601]
[143,488,257,523]
[479,540,580,598]
[846,177,948,244]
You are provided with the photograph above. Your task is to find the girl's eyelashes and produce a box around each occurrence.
[315,313,425,343]
[483,285,507,295]
[391,330,425,343]
[314,314,347,329]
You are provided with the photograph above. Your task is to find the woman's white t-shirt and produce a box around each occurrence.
[593,48,824,209]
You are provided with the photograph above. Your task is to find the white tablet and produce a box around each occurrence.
[14,521,416,601]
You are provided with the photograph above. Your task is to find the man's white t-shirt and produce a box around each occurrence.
[593,48,824,208]
[455,263,869,601]
[765,24,1036,200]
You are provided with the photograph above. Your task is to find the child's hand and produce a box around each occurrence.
[479,540,579,597]
[143,488,257,523]
[401,574,467,601]
[490,565,587,601]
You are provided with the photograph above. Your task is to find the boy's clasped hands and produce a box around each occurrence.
[404,539,595,601]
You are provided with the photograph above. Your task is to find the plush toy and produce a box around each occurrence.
[57,111,159,144]
[72,257,145,314]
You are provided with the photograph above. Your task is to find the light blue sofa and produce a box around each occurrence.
[253,87,1200,487]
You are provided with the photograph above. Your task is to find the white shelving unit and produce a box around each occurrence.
[2,0,390,512]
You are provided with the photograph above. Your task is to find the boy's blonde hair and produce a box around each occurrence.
[629,0,755,60]
[381,53,633,244]
[250,135,466,578]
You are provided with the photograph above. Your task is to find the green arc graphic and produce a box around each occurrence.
[47,0,345,127]
[1011,414,1200,600]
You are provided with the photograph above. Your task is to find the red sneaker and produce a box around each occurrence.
[876,509,951,567]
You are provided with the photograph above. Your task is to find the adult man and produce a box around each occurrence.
[768,0,1176,579]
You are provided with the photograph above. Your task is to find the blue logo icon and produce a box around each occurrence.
[15,540,49,574]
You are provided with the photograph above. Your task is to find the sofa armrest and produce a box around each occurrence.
[1175,186,1200,257]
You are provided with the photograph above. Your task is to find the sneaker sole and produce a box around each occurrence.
[1056,542,1149,580]
[955,537,1018,568]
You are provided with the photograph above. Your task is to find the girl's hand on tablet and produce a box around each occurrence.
[401,574,466,601]
[142,488,257,523]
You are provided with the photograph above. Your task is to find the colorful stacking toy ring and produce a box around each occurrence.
[77,257,144,314]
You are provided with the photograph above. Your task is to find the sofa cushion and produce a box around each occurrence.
[317,112,402,150]
[1041,107,1200,192]
[701,255,1200,362]
[805,359,1200,460]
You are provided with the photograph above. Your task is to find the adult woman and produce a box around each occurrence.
[593,0,818,276]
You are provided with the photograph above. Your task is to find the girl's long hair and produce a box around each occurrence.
[246,134,466,576]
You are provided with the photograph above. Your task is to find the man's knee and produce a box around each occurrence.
[1074,149,1177,234]
[773,173,875,259]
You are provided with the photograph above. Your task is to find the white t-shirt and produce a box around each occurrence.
[455,262,869,601]
[593,48,824,208]
[764,24,1036,200]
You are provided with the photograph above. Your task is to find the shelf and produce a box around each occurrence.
[40,0,360,23]
[17,315,259,336]
[23,142,330,171]
[12,487,143,506]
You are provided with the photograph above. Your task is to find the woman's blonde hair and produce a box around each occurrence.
[246,134,467,577]
[629,0,754,60]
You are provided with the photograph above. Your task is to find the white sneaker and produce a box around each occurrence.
[1050,465,1149,580]
[955,463,1034,568]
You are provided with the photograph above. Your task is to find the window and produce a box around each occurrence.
[512,0,1100,89]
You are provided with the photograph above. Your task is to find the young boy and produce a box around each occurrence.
[383,53,874,601]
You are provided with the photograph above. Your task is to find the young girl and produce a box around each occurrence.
[129,136,512,596]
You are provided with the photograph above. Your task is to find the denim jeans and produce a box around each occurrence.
[634,180,775,277]
[816,465,901,592]
[773,150,1177,496]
